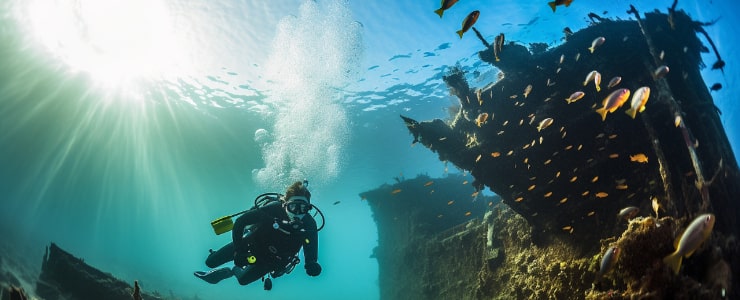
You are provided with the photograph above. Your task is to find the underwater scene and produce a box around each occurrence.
[1,0,739,299]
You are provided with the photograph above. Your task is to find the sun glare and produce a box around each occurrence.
[27,0,190,87]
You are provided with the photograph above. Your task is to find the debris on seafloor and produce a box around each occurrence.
[399,4,739,300]
[33,243,163,300]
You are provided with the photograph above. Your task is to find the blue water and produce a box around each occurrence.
[0,0,737,299]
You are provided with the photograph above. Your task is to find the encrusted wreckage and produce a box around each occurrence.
[392,6,739,300]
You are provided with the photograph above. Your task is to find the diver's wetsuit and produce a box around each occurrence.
[204,201,318,285]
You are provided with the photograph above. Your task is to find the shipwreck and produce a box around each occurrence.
[373,4,739,300]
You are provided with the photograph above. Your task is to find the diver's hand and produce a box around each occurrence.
[305,262,321,276]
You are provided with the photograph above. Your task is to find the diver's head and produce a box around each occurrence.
[284,181,312,220]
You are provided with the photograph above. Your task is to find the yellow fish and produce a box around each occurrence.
[565,91,585,104]
[537,118,554,132]
[523,84,533,98]
[595,192,609,198]
[476,112,489,127]
[434,0,460,18]
[596,88,631,121]
[583,70,601,92]
[548,0,573,12]
[424,181,434,187]
[663,214,715,274]
[630,153,649,163]
[625,87,651,119]
[456,10,480,39]
[588,36,606,53]
[391,189,402,195]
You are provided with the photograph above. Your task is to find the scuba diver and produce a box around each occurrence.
[194,180,324,289]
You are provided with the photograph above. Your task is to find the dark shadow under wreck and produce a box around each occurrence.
[398,6,738,300]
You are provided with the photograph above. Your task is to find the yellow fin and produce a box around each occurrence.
[456,30,464,39]
[625,108,636,119]
[663,251,683,274]
[434,9,444,18]
[548,1,557,12]
[595,108,608,121]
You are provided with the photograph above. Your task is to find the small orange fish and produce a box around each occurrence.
[456,11,480,39]
[560,197,568,204]
[424,181,434,186]
[609,153,619,159]
[591,176,599,183]
[528,184,536,191]
[515,196,524,202]
[548,0,573,12]
[462,180,469,185]
[596,88,631,121]
[491,152,501,157]
[447,200,454,205]
[476,112,489,127]
[544,191,553,197]
[595,192,609,198]
[391,189,402,195]
[630,153,649,163]
[570,176,578,182]
[434,0,460,18]
[581,191,590,196]
[615,184,629,190]
[562,225,573,231]
[465,211,472,216]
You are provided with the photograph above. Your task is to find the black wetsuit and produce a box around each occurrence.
[205,201,319,285]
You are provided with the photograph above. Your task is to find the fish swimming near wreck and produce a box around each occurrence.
[434,0,459,18]
[663,213,715,274]
[456,10,480,39]
[588,36,606,53]
[625,86,650,119]
[547,0,573,12]
[595,88,630,121]
[617,206,640,221]
[599,246,620,275]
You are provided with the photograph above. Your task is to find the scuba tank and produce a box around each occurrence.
[210,193,283,235]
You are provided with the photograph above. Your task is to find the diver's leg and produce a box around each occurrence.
[232,264,272,286]
[194,267,233,284]
[205,242,235,268]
